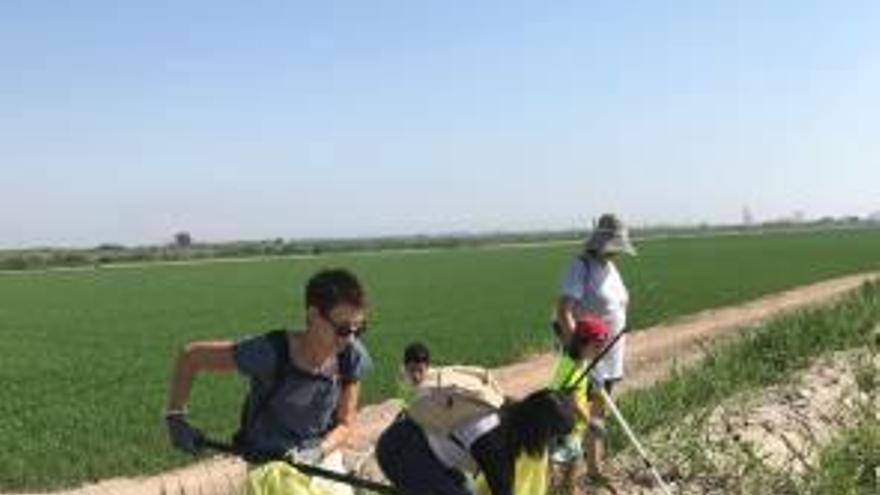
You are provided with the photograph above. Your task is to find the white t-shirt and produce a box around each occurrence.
[559,256,629,381]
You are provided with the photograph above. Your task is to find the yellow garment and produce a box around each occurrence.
[245,453,354,495]
[549,354,590,434]
[473,451,550,495]
[246,461,330,495]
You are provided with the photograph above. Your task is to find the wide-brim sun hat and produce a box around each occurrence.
[586,213,637,255]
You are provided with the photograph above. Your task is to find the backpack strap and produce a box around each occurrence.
[268,330,291,370]
[233,329,290,452]
[256,329,292,417]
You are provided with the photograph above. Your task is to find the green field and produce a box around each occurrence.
[1,228,879,490]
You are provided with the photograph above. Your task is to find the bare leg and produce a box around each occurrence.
[553,461,588,495]
[585,391,608,478]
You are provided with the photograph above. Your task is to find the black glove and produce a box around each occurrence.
[165,412,205,455]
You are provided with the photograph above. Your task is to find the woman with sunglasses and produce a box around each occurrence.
[164,268,372,468]
[548,314,610,495]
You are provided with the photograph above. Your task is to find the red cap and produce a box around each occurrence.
[573,314,609,343]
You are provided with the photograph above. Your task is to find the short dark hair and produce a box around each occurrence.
[504,388,575,458]
[305,268,365,316]
[403,342,430,365]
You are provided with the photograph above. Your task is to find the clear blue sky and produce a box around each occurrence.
[2,1,878,248]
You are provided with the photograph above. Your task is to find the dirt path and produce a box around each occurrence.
[7,272,878,495]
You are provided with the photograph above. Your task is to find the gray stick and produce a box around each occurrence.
[598,387,674,495]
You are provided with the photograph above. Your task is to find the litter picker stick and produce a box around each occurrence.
[199,437,401,495]
[597,388,674,495]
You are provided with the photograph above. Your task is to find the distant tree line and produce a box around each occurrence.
[0,230,583,271]
[2,217,878,271]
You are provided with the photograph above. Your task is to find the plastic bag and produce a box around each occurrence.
[246,452,354,495]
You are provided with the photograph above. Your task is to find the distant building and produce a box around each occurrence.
[742,206,754,226]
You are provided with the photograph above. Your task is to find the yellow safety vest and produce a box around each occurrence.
[473,451,550,495]
[550,354,590,435]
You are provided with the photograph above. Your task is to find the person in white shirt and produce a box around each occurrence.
[554,213,637,481]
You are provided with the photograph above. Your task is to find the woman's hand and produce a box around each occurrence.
[555,296,579,344]
[319,380,361,453]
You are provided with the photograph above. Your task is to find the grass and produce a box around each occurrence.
[601,281,880,495]
[609,280,880,453]
[802,338,880,495]
[804,418,880,495]
[1,228,880,489]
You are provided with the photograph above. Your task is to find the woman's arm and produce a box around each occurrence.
[319,380,361,453]
[555,296,578,343]
[166,340,237,412]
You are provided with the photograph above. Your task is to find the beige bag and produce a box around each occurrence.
[407,365,506,435]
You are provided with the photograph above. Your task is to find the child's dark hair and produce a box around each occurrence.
[565,332,591,360]
[403,341,430,365]
[504,388,575,457]
[305,269,365,316]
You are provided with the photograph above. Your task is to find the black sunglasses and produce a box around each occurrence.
[323,313,367,338]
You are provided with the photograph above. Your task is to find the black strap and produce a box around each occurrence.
[254,329,291,420]
[234,329,290,449]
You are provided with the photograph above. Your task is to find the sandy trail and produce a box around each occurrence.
[6,272,878,495]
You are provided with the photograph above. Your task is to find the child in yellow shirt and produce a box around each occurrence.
[549,314,609,495]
